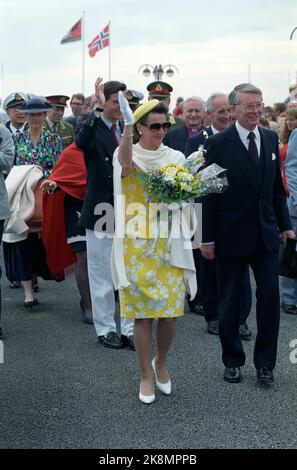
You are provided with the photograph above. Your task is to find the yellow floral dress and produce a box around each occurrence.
[120,167,186,319]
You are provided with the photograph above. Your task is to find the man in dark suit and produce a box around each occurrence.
[201,83,294,385]
[163,96,205,153]
[76,78,134,351]
[186,93,252,338]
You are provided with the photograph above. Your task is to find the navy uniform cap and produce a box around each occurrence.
[126,89,144,105]
[3,92,27,111]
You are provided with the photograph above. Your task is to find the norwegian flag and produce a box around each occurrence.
[88,24,110,58]
[61,18,82,44]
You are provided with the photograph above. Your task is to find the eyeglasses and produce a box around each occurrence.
[238,103,264,111]
[142,122,172,132]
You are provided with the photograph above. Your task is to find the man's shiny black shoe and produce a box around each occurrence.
[256,367,274,385]
[281,303,297,315]
[9,281,21,289]
[224,367,242,383]
[189,303,205,315]
[239,323,252,341]
[207,320,219,335]
[121,334,135,351]
[98,332,123,349]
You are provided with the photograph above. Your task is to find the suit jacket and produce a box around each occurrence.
[43,120,75,149]
[0,125,15,219]
[202,124,291,256]
[76,112,122,230]
[163,125,189,153]
[5,121,28,134]
[285,128,297,217]
[185,126,212,156]
[64,115,78,130]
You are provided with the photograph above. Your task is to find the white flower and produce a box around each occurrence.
[164,167,178,177]
[164,174,175,183]
[130,273,139,282]
[181,172,194,182]
[136,301,144,309]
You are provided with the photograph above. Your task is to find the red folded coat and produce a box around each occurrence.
[41,142,87,278]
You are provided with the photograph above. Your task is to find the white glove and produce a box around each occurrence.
[118,90,134,125]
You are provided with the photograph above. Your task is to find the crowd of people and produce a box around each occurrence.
[0,76,297,404]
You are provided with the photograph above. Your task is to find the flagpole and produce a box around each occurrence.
[109,21,111,80]
[82,11,86,94]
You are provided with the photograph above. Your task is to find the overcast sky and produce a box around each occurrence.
[1,0,297,112]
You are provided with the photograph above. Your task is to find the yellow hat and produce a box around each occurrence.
[133,99,160,123]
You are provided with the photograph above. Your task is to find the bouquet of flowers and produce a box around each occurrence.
[135,147,227,204]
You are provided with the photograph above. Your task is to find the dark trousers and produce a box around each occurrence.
[0,220,4,321]
[190,249,252,325]
[217,246,280,369]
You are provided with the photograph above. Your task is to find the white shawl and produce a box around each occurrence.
[111,143,197,300]
[3,165,43,243]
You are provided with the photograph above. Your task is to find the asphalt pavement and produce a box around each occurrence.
[0,264,297,449]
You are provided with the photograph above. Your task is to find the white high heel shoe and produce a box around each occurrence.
[139,381,155,404]
[152,357,172,395]
[139,390,156,404]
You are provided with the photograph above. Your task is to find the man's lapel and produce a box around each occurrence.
[226,124,259,193]
[258,127,273,194]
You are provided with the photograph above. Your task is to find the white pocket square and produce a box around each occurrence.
[272,153,276,161]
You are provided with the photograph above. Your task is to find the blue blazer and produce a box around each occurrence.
[202,124,291,256]
[285,128,297,217]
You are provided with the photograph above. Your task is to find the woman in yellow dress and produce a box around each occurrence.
[112,93,196,404]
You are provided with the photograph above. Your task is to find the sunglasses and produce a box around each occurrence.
[142,121,172,132]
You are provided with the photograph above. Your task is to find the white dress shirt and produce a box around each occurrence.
[235,121,261,156]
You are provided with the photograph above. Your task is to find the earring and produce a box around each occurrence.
[139,131,142,135]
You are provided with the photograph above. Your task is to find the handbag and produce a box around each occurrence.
[279,237,297,279]
[27,179,43,230]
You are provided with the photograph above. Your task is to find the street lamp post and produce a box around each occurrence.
[138,64,179,81]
